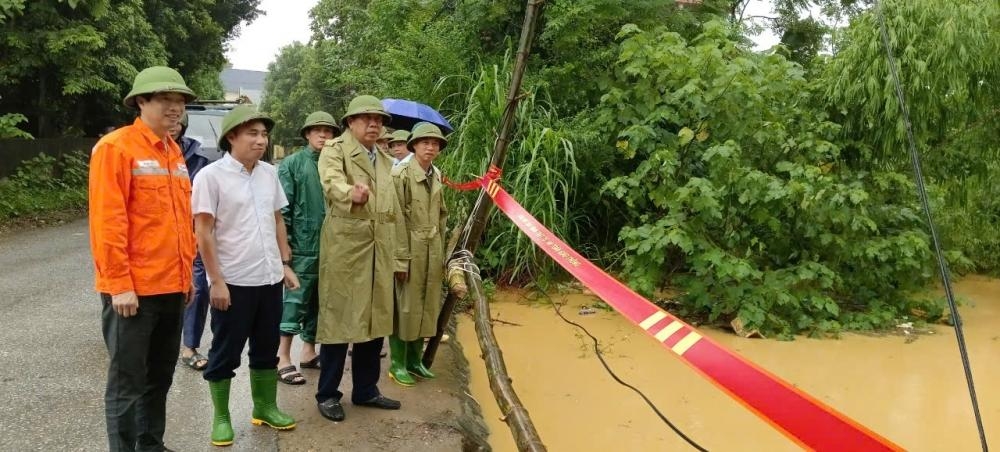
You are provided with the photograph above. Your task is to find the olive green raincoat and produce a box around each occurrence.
[277,146,325,340]
[391,160,447,340]
[316,132,409,344]
[279,146,325,275]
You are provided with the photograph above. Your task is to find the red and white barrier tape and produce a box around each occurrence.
[448,167,903,451]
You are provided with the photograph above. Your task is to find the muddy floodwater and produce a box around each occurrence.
[457,275,999,451]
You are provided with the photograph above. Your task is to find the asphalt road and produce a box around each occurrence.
[0,219,468,452]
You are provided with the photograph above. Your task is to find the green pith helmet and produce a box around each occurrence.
[378,127,392,141]
[340,95,390,127]
[407,122,447,152]
[388,129,409,144]
[123,66,196,109]
[218,105,275,151]
[300,111,340,139]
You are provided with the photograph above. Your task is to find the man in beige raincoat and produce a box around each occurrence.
[314,95,408,422]
[387,122,451,387]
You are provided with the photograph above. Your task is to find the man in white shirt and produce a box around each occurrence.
[388,129,411,166]
[192,105,300,447]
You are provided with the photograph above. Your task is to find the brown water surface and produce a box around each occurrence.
[457,275,1000,451]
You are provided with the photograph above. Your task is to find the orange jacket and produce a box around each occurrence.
[89,118,196,296]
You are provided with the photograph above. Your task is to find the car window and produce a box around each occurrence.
[185,114,219,148]
[185,113,225,161]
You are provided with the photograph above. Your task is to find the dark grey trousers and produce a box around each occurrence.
[101,293,183,452]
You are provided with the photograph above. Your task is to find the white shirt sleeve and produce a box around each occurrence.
[191,167,218,216]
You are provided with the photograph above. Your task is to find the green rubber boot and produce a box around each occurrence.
[209,379,234,446]
[406,340,436,379]
[387,335,416,386]
[248,368,296,430]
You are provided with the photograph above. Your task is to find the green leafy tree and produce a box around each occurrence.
[142,0,261,98]
[0,0,164,137]
[0,113,32,139]
[260,42,335,147]
[0,0,26,22]
[600,21,934,336]
[724,0,868,66]
[824,0,1000,171]
[306,0,471,107]
[0,0,260,136]
[823,0,1000,273]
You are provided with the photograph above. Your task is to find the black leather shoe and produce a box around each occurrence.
[354,395,401,410]
[318,399,346,421]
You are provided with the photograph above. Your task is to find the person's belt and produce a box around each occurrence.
[327,212,397,223]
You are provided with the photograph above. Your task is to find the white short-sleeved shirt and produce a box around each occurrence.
[393,153,413,167]
[192,153,289,287]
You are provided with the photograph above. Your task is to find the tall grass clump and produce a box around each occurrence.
[435,58,582,286]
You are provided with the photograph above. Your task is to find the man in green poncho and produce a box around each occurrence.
[387,122,455,386]
[314,95,409,422]
[275,111,340,385]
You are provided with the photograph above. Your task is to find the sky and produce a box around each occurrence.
[225,0,316,72]
[225,0,781,72]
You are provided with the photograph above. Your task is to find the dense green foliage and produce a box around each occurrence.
[824,0,1000,275]
[0,113,32,139]
[600,21,940,335]
[259,0,999,336]
[0,152,89,221]
[0,0,260,137]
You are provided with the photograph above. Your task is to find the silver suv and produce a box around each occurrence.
[185,100,273,162]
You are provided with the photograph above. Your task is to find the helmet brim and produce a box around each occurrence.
[219,115,276,152]
[300,121,342,139]
[123,83,197,109]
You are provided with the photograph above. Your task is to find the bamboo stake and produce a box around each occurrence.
[467,265,547,452]
[422,1,548,450]
[424,0,544,364]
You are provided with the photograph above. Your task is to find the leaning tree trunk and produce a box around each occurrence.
[422,1,548,451]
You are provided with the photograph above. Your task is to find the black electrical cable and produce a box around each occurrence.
[872,2,989,450]
[538,291,709,452]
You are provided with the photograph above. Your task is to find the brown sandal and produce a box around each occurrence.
[300,356,321,369]
[181,353,208,371]
[278,365,306,385]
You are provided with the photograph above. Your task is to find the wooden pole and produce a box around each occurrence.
[422,1,548,450]
[424,0,545,365]
[467,269,546,452]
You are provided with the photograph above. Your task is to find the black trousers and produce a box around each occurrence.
[203,283,282,381]
[315,338,384,404]
[101,292,184,452]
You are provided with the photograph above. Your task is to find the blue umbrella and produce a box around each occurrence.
[381,98,454,134]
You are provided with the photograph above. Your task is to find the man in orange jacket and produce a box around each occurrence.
[89,66,197,452]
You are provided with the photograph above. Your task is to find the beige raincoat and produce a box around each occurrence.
[391,161,447,340]
[316,132,408,344]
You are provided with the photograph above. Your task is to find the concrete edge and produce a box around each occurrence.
[445,318,492,452]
